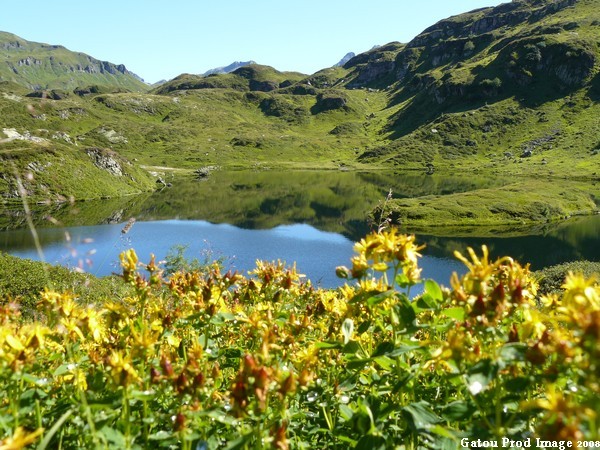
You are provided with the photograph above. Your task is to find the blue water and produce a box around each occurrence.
[2,220,464,289]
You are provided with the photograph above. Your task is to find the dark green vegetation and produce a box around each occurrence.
[1,0,599,227]
[0,251,129,316]
[536,259,600,293]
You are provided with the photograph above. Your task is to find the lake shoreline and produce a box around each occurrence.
[2,167,599,231]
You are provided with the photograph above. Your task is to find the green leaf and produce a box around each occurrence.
[429,432,460,450]
[21,373,41,385]
[148,431,172,441]
[357,320,371,334]
[466,359,498,394]
[395,273,412,288]
[371,341,394,357]
[129,389,156,401]
[37,409,73,450]
[347,358,371,370]
[424,279,443,302]
[356,435,386,450]
[388,344,421,357]
[342,340,362,355]
[395,299,416,327]
[20,388,39,403]
[336,435,358,446]
[416,294,437,311]
[205,410,239,426]
[52,363,73,377]
[429,424,458,440]
[441,400,475,421]
[221,348,243,359]
[315,341,342,349]
[499,343,528,363]
[392,373,413,393]
[224,433,254,450]
[402,401,441,430]
[504,376,531,393]
[373,356,394,371]
[339,403,354,421]
[210,312,236,325]
[366,290,393,307]
[99,427,126,447]
[442,307,465,321]
[350,290,382,304]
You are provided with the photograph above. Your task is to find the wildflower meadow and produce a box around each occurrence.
[0,228,598,449]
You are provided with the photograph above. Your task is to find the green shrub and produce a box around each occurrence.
[535,260,600,294]
[0,252,129,316]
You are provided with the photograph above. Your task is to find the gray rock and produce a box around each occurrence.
[85,147,123,176]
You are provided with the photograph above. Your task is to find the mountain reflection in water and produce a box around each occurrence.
[0,170,598,287]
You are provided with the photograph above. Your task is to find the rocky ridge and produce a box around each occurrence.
[0,31,147,92]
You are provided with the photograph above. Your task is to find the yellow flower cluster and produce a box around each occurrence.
[450,245,537,326]
[338,227,423,283]
[0,232,598,448]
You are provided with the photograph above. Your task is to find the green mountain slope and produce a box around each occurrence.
[0,0,598,226]
[342,0,599,169]
[0,31,148,92]
[155,64,307,94]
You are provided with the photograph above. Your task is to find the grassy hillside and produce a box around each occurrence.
[0,0,598,226]
[341,0,600,225]
[154,64,307,94]
[0,31,148,92]
[342,0,599,170]
[0,65,390,172]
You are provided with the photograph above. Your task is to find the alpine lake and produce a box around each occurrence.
[1,169,599,288]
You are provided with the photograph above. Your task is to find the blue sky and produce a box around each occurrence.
[1,0,505,84]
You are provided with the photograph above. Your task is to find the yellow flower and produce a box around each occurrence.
[453,246,496,296]
[372,261,389,272]
[351,229,423,282]
[523,385,571,413]
[0,427,44,450]
[562,273,599,313]
[22,323,52,350]
[38,289,65,308]
[58,317,85,341]
[59,367,88,391]
[521,308,547,340]
[354,233,381,260]
[350,254,369,279]
[4,333,24,352]
[317,291,347,317]
[106,350,141,387]
[165,334,181,349]
[81,307,106,343]
[357,278,387,293]
[292,343,319,369]
[119,249,139,281]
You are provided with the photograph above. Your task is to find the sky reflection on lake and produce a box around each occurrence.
[1,220,464,289]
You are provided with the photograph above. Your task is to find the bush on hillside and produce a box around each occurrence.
[535,259,600,294]
[0,252,129,316]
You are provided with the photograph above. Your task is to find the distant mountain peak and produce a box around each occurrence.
[203,60,256,76]
[335,52,355,67]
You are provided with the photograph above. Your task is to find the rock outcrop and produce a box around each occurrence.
[85,147,123,176]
